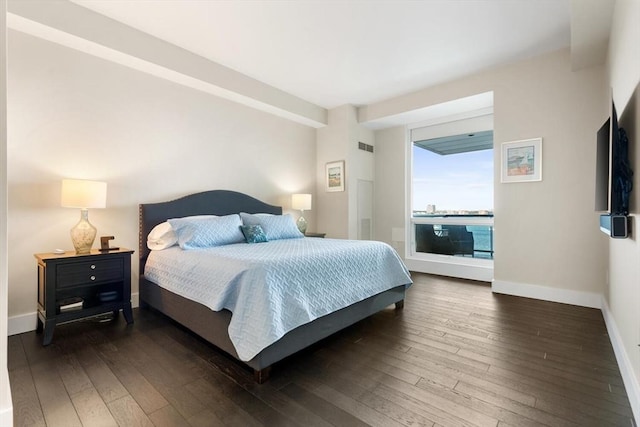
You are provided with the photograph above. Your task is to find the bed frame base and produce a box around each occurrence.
[254,367,272,384]
[139,190,409,383]
[140,276,406,381]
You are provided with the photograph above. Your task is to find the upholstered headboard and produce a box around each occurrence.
[138,190,282,274]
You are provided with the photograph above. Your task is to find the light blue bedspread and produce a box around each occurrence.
[144,238,412,361]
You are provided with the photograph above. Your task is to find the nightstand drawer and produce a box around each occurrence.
[56,258,124,287]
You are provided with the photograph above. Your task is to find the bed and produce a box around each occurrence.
[139,190,411,382]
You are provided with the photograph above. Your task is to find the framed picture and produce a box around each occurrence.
[326,161,345,192]
[501,138,542,183]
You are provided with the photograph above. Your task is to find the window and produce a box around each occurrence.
[412,136,493,217]
[406,118,495,282]
[412,136,494,260]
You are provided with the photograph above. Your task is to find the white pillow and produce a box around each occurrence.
[147,215,217,250]
[147,221,177,251]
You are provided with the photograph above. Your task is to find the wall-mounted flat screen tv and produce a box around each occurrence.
[595,117,611,212]
[595,98,632,216]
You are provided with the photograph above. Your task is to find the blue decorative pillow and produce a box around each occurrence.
[240,225,268,243]
[168,214,244,249]
[240,213,304,240]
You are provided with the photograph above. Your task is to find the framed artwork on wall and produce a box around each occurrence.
[501,138,542,183]
[326,161,345,192]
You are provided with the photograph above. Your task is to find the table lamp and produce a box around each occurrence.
[291,193,312,234]
[61,179,107,254]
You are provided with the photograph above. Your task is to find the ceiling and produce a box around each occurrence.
[70,0,574,110]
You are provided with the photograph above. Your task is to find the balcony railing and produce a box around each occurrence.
[412,216,494,260]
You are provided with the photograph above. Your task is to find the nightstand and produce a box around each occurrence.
[304,232,326,238]
[34,248,134,346]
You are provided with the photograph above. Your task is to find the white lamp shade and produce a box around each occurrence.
[61,179,107,209]
[292,193,312,211]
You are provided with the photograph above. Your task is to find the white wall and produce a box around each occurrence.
[7,30,317,328]
[606,0,640,417]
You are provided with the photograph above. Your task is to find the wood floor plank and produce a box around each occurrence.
[69,387,119,427]
[110,336,211,420]
[55,354,93,396]
[19,332,66,368]
[325,337,460,388]
[185,377,262,427]
[74,346,129,404]
[30,360,82,427]
[107,395,154,427]
[316,345,423,386]
[148,404,190,427]
[321,338,539,410]
[7,334,29,371]
[200,368,301,427]
[8,366,46,427]
[210,363,335,427]
[300,351,499,427]
[281,382,382,427]
[185,408,226,426]
[452,380,578,427]
[96,342,169,414]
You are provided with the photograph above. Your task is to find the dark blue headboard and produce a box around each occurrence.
[139,190,282,273]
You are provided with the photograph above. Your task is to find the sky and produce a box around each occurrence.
[412,146,494,212]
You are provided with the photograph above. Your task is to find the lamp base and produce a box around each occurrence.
[296,215,308,234]
[70,209,97,254]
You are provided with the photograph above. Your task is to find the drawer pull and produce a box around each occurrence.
[90,264,96,270]
[90,275,96,281]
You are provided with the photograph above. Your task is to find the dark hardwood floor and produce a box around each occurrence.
[8,273,636,426]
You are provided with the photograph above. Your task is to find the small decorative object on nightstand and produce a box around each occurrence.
[304,232,326,238]
[34,248,134,346]
[99,235,120,252]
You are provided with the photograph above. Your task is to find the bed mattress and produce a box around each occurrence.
[144,238,412,361]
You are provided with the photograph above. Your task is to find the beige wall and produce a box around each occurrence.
[492,49,606,296]
[373,126,406,257]
[7,31,317,324]
[372,48,608,297]
[370,27,639,415]
[316,106,351,238]
[606,0,640,412]
[349,118,375,239]
[7,0,327,129]
[316,105,375,239]
[1,0,13,423]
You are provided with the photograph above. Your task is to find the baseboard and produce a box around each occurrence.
[8,312,36,336]
[491,279,602,309]
[601,297,640,424]
[405,258,493,282]
[8,292,140,335]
